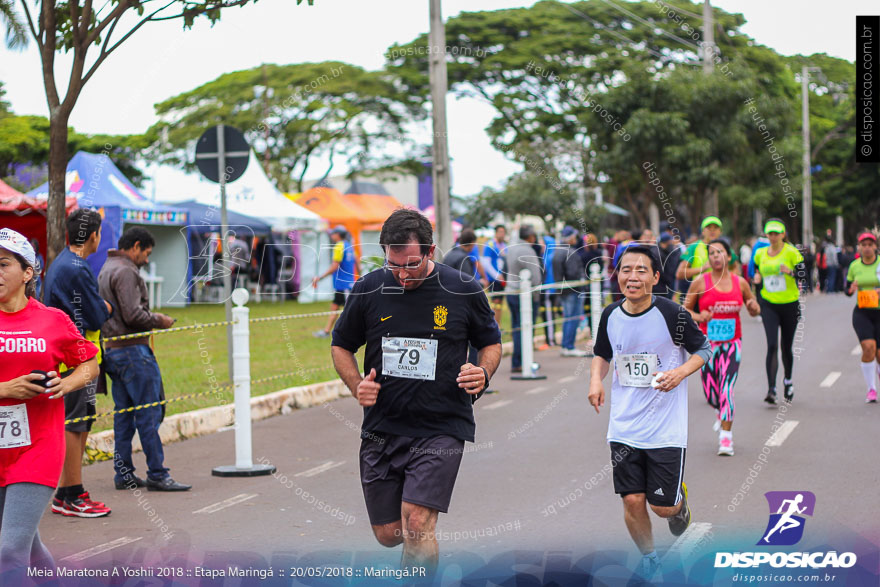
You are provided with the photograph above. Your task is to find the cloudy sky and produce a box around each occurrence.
[0,0,870,196]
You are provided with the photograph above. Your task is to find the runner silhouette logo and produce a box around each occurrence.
[759,491,816,546]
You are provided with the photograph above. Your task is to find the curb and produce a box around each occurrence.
[86,327,592,457]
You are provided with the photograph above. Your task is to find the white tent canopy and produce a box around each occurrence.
[147,152,322,232]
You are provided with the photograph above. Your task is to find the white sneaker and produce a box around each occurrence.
[636,554,662,581]
[718,436,734,456]
[561,348,588,357]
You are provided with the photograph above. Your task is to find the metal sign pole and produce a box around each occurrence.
[218,125,234,382]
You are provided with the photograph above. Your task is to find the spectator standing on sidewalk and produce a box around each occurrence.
[505,225,544,374]
[824,237,840,293]
[553,226,588,356]
[43,209,113,517]
[98,227,191,492]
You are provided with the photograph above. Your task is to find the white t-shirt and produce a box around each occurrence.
[593,296,711,449]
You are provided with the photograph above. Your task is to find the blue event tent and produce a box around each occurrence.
[29,152,190,306]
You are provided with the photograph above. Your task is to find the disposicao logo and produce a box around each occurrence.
[759,490,815,546]
[714,491,857,570]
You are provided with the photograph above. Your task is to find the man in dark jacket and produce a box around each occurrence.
[552,226,588,356]
[44,209,113,517]
[98,227,190,492]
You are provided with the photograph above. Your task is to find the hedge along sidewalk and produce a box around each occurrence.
[85,327,592,460]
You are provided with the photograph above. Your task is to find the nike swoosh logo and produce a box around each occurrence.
[380,315,392,322]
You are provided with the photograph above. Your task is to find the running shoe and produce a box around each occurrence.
[867,389,878,403]
[783,382,794,402]
[312,330,329,338]
[667,483,691,536]
[80,491,106,509]
[50,497,65,515]
[718,437,734,456]
[53,495,111,518]
[634,554,661,581]
[763,389,777,405]
[561,348,589,357]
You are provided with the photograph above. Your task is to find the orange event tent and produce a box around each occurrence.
[286,187,404,253]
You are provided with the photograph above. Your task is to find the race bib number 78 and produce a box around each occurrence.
[0,404,31,449]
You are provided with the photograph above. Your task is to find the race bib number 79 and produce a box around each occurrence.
[382,337,438,381]
[0,404,31,449]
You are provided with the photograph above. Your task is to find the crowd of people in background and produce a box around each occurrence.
[430,217,871,383]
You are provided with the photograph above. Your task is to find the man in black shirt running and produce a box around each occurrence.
[331,209,502,573]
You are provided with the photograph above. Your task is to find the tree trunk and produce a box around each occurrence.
[46,111,70,266]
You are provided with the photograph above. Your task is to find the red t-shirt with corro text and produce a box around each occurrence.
[0,297,98,488]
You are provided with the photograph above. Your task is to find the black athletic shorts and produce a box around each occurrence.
[610,442,686,507]
[359,433,464,525]
[489,280,505,303]
[64,380,97,432]
[332,289,349,307]
[853,307,880,343]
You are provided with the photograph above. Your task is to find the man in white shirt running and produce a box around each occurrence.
[589,245,711,580]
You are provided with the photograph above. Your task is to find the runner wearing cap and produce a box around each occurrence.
[677,217,739,283]
[330,209,501,575]
[845,232,880,403]
[684,239,760,456]
[589,245,711,581]
[0,228,99,581]
[752,219,804,404]
[313,225,360,338]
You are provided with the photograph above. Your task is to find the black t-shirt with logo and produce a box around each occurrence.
[331,262,501,442]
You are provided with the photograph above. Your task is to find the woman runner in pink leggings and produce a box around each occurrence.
[684,239,760,456]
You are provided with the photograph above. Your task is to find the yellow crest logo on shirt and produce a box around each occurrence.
[433,305,448,330]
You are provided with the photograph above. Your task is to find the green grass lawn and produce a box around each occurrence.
[90,299,515,433]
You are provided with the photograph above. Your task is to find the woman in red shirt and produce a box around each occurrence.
[0,228,98,579]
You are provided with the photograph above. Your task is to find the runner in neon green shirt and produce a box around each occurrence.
[677,216,739,282]
[752,219,804,404]
[845,232,880,402]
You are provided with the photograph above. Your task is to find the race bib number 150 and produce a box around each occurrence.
[616,354,659,388]
[382,337,438,381]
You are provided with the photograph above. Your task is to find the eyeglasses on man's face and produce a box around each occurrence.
[383,254,427,271]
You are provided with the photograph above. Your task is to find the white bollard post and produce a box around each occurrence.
[511,269,547,380]
[212,288,276,477]
[590,263,602,348]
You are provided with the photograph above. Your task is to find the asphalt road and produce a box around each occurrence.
[38,292,879,585]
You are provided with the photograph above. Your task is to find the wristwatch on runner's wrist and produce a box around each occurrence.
[480,367,490,390]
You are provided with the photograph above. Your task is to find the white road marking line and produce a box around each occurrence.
[665,522,713,560]
[851,344,862,356]
[559,375,577,383]
[193,493,258,515]
[820,371,841,387]
[295,461,345,478]
[483,399,514,410]
[61,537,142,563]
[766,421,799,447]
[526,386,548,395]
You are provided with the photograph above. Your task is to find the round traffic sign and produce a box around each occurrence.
[195,125,250,184]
